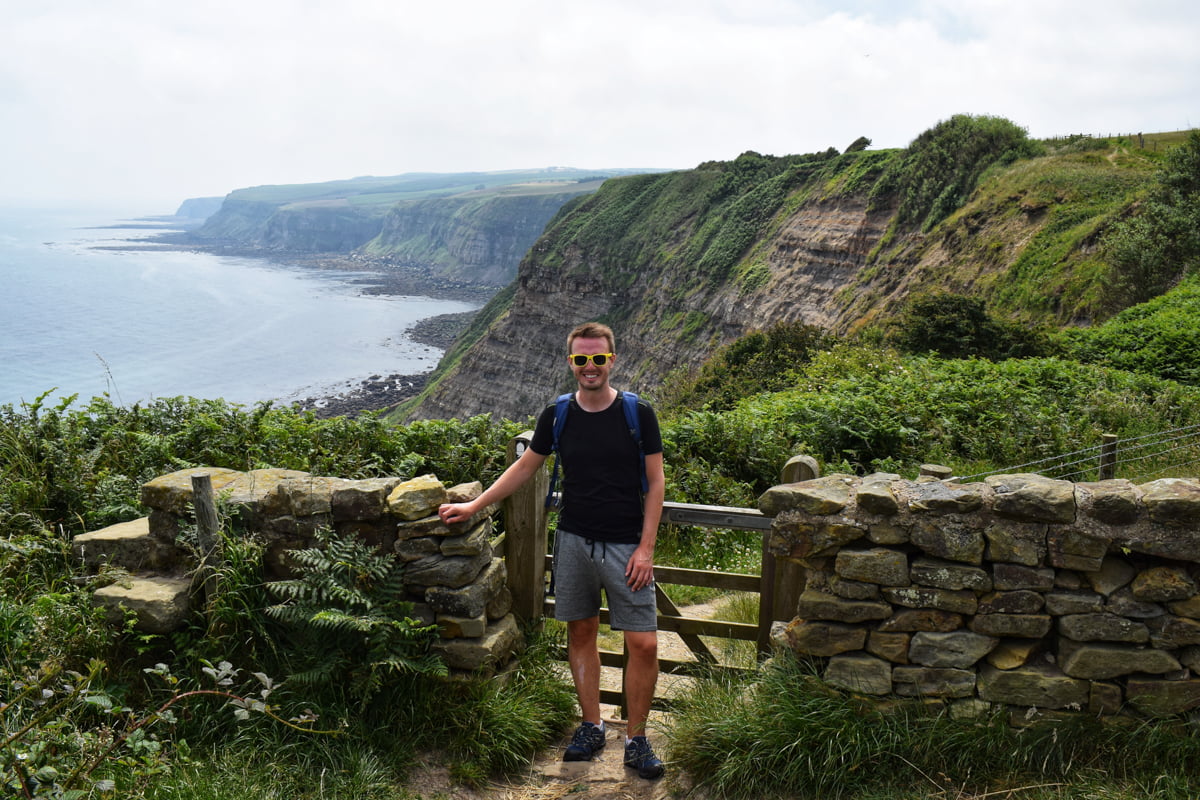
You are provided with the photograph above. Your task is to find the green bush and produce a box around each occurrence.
[871,114,1044,231]
[1066,273,1200,385]
[890,292,1055,359]
[658,321,833,413]
[1105,129,1200,304]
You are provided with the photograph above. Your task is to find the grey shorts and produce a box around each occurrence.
[552,530,658,632]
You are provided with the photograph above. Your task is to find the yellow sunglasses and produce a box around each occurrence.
[568,352,614,367]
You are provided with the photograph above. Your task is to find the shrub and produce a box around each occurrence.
[1065,273,1200,385]
[1104,129,1200,304]
[870,114,1044,231]
[659,321,834,413]
[890,292,1055,359]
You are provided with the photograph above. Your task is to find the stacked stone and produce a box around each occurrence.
[137,467,522,676]
[387,474,522,675]
[760,472,1200,720]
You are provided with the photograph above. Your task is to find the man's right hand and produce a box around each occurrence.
[438,502,472,525]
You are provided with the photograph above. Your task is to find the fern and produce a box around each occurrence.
[266,528,445,704]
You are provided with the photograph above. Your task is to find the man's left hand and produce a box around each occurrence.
[626,548,654,592]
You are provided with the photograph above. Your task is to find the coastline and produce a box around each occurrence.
[289,310,476,418]
[107,233,494,419]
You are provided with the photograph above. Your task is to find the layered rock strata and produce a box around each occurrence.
[761,472,1200,720]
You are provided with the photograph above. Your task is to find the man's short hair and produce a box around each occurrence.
[567,322,616,353]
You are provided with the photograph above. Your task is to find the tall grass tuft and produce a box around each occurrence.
[667,650,1200,799]
[433,628,578,786]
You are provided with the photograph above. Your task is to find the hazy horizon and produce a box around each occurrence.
[1,1,1196,213]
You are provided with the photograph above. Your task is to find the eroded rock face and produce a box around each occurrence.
[411,192,896,423]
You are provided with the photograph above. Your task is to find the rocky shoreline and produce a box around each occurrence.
[116,232,502,303]
[289,311,477,419]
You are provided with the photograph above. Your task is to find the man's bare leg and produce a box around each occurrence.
[623,629,659,737]
[567,616,602,724]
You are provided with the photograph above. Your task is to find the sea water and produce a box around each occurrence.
[0,208,478,409]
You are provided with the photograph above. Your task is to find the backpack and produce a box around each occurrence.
[545,390,647,509]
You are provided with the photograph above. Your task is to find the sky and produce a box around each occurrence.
[2,0,1197,215]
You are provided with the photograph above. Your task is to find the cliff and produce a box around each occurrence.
[410,125,1169,422]
[183,168,646,283]
[173,196,224,222]
[361,189,596,285]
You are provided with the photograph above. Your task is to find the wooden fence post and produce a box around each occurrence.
[502,432,549,623]
[1100,434,1118,480]
[191,474,222,612]
[757,455,817,654]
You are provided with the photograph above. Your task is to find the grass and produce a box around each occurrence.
[666,650,1200,800]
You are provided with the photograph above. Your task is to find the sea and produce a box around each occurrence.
[0,207,478,410]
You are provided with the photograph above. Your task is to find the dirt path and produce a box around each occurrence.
[406,702,685,800]
[406,601,737,799]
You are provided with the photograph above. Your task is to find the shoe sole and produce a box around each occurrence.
[563,745,604,762]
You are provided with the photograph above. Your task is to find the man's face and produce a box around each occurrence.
[568,336,614,392]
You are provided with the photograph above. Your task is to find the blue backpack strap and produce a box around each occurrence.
[545,392,573,508]
[551,392,572,452]
[620,391,649,493]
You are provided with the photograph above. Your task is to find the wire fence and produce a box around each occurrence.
[950,424,1200,484]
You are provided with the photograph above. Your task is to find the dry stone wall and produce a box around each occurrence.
[759,472,1200,721]
[79,467,521,676]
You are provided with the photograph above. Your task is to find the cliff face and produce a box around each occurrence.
[410,142,1155,422]
[173,196,224,222]
[189,197,281,243]
[413,195,893,421]
[182,169,629,283]
[365,191,591,285]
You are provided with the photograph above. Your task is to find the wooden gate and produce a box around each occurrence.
[496,432,813,708]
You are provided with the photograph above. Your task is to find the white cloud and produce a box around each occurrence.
[1,0,1196,212]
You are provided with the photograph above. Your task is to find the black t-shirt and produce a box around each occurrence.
[529,391,663,543]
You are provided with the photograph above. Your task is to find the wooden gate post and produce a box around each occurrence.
[502,431,550,623]
[761,455,816,648]
[191,474,223,612]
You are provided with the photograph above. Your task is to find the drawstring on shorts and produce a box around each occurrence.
[586,538,607,563]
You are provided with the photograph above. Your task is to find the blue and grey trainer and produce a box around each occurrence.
[563,721,606,761]
[623,735,665,779]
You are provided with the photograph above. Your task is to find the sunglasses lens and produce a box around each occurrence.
[570,353,611,367]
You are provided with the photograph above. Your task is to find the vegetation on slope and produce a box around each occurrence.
[1066,273,1200,385]
[531,149,848,296]
[1104,129,1200,304]
[419,118,1184,420]
[870,113,1044,233]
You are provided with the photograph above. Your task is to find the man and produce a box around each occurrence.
[438,321,666,780]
